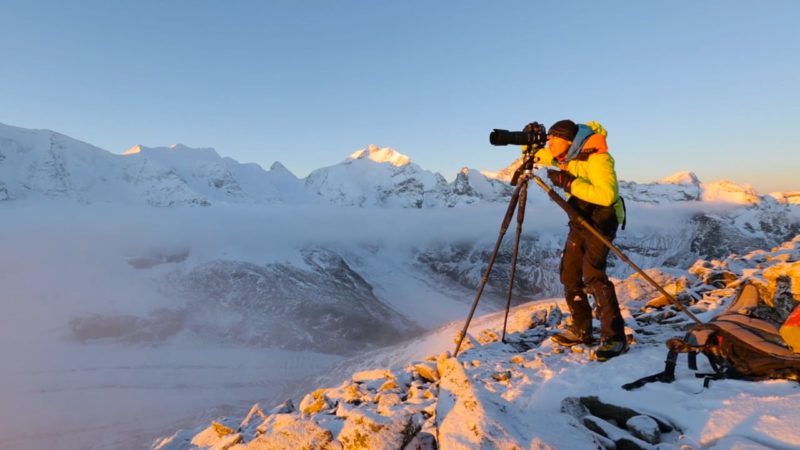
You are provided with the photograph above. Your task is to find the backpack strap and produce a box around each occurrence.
[696,366,767,387]
[688,351,698,370]
[621,350,678,391]
[622,328,719,391]
[698,372,727,388]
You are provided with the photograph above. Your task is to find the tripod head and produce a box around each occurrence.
[509,150,538,187]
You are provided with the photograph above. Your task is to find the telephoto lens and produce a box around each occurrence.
[490,129,525,146]
[489,122,547,148]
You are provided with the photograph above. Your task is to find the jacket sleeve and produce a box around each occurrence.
[533,147,558,167]
[570,153,619,207]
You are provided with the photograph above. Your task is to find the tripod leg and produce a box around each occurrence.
[502,178,528,342]
[454,176,527,356]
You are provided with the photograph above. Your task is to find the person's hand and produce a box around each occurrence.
[547,169,576,192]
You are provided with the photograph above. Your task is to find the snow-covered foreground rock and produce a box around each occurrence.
[159,237,800,449]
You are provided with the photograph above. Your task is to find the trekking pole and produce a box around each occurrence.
[501,173,529,343]
[453,163,532,357]
[530,175,703,325]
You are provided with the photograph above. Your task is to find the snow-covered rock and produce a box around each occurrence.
[445,167,512,206]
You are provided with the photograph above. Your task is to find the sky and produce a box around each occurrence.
[1,0,798,193]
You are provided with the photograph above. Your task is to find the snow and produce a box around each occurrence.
[0,122,798,449]
[0,122,309,206]
[769,191,800,205]
[305,144,448,207]
[702,180,761,205]
[659,170,700,185]
[349,144,412,167]
[167,238,800,449]
[481,156,523,183]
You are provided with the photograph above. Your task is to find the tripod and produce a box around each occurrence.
[453,153,702,357]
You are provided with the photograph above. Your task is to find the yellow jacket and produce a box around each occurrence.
[534,136,625,226]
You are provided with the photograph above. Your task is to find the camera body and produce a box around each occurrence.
[489,122,547,149]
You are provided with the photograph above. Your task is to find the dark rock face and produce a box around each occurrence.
[416,236,564,304]
[386,178,426,208]
[162,248,422,353]
[688,214,762,261]
[127,248,191,269]
[70,249,422,353]
[416,208,799,301]
[451,171,477,198]
[24,136,73,198]
[684,209,799,263]
[69,308,186,344]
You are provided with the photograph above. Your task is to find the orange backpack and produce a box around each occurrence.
[624,282,800,390]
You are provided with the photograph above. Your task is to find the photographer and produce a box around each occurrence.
[534,120,627,361]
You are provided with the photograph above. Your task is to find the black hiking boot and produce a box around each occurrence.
[592,339,629,361]
[551,328,594,347]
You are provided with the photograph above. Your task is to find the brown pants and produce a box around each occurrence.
[560,204,625,342]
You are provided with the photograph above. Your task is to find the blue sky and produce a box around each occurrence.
[1,0,798,192]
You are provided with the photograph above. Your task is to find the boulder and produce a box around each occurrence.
[626,415,661,444]
[336,409,418,450]
[251,415,334,449]
[300,389,335,415]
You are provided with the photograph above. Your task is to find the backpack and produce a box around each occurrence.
[623,282,800,390]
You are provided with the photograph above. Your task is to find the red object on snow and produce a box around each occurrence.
[780,303,800,353]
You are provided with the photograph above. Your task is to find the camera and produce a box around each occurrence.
[489,122,547,149]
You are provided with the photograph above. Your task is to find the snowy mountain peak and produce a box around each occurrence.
[168,143,203,153]
[481,156,523,183]
[660,171,700,185]
[122,143,221,160]
[348,144,411,167]
[702,180,760,204]
[269,161,292,174]
[122,144,143,155]
[769,191,800,205]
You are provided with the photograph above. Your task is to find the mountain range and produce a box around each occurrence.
[3,120,799,310]
[1,122,798,208]
[5,120,795,349]
[3,120,798,311]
